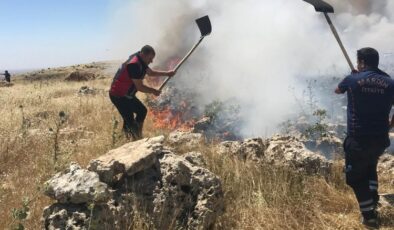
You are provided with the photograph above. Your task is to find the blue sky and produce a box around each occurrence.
[0,0,114,70]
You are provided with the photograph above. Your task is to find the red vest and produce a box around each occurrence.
[110,53,146,97]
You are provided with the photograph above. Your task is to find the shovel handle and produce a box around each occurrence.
[324,13,355,71]
[159,36,205,91]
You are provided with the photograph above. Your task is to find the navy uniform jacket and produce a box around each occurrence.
[338,68,394,137]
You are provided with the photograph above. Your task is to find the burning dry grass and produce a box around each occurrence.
[0,75,393,229]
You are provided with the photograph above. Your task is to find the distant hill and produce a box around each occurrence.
[11,61,120,82]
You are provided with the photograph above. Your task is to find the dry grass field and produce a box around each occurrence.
[0,65,393,229]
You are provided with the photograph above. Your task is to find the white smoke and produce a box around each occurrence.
[107,0,394,137]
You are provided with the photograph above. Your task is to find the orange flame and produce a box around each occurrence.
[147,56,195,131]
[148,99,196,131]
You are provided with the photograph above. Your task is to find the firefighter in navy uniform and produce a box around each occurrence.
[335,47,394,228]
[109,45,175,140]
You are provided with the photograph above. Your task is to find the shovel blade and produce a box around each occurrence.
[303,0,334,13]
[196,15,212,37]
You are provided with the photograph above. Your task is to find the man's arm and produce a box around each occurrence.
[146,68,176,77]
[132,79,161,96]
[335,87,345,94]
[127,63,161,96]
[335,76,351,94]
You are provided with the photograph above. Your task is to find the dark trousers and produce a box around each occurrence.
[343,135,389,218]
[109,94,147,138]
[5,75,10,82]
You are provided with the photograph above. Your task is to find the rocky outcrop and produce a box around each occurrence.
[87,136,164,185]
[65,71,95,81]
[42,204,90,230]
[183,151,206,167]
[218,138,265,161]
[302,135,343,159]
[168,131,204,148]
[42,136,223,230]
[218,135,332,175]
[148,151,223,229]
[264,135,332,175]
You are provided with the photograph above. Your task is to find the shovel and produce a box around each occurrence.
[303,0,355,71]
[159,15,212,91]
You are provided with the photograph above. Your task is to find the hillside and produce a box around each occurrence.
[0,63,393,229]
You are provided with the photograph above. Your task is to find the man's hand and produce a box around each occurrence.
[167,70,176,77]
[390,115,394,130]
[152,89,161,96]
[147,68,176,77]
[335,87,344,94]
[351,69,359,74]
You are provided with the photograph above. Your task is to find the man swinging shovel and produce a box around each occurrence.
[109,15,211,140]
[303,1,394,228]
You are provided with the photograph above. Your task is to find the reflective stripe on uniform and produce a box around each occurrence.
[359,199,374,206]
[360,205,375,212]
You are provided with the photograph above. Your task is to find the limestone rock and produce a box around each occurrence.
[264,135,332,174]
[150,152,223,229]
[88,136,164,184]
[43,136,224,230]
[42,203,120,230]
[303,135,343,159]
[183,151,206,167]
[217,138,265,161]
[111,151,223,229]
[168,131,204,148]
[44,163,110,204]
[218,135,332,175]
[42,204,89,230]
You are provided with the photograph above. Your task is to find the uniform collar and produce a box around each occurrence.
[362,67,379,72]
[362,67,389,77]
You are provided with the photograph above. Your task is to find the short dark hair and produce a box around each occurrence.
[357,47,379,68]
[141,45,155,55]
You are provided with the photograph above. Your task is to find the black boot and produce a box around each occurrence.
[371,191,381,209]
[135,122,144,140]
[123,127,137,140]
[127,122,141,141]
[362,210,379,229]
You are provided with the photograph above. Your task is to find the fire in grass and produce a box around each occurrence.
[148,102,196,131]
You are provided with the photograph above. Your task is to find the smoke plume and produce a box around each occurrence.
[107,0,394,137]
